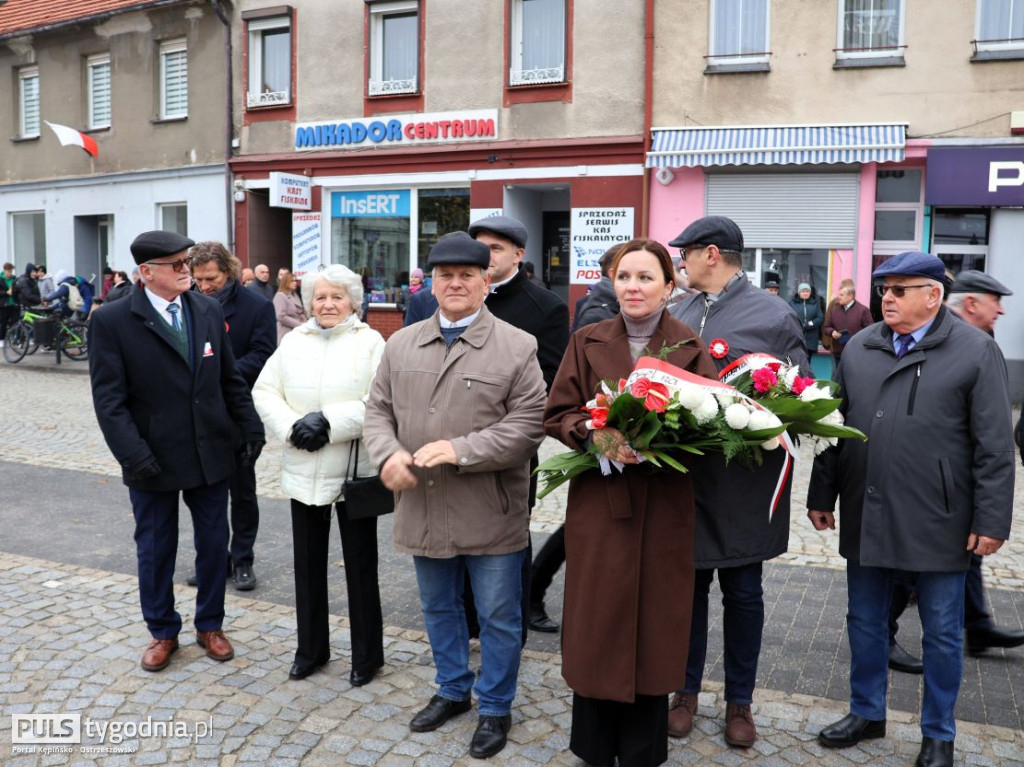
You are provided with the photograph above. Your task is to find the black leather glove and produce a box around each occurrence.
[290,412,330,452]
[238,440,265,466]
[127,458,161,485]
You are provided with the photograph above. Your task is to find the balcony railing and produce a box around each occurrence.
[509,65,564,86]
[246,90,289,108]
[368,77,417,96]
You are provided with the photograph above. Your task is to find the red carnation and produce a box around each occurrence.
[589,408,609,428]
[752,367,778,393]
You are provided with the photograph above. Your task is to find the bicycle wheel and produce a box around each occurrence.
[60,321,89,361]
[3,322,30,363]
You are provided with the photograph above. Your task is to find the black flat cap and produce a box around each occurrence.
[669,215,744,252]
[468,215,528,248]
[130,230,195,265]
[949,269,1013,296]
[427,231,490,268]
[873,251,947,283]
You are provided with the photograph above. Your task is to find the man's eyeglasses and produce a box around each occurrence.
[679,245,706,263]
[875,284,932,298]
[146,257,192,273]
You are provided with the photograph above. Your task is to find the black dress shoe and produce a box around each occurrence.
[469,714,511,759]
[349,664,382,687]
[915,736,954,767]
[288,657,328,680]
[889,640,924,674]
[966,626,1024,656]
[528,603,559,633]
[233,564,257,591]
[818,713,886,748]
[409,694,472,732]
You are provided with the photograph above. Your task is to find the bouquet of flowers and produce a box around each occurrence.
[720,354,867,455]
[535,356,790,500]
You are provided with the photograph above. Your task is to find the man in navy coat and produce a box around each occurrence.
[88,230,265,673]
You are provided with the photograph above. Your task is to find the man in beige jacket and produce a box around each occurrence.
[364,231,546,759]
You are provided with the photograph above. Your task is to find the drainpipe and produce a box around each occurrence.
[210,0,235,250]
[641,0,655,236]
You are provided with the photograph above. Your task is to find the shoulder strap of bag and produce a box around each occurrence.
[346,439,361,480]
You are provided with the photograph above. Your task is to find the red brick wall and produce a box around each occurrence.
[366,307,404,339]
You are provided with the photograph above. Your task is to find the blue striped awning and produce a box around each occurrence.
[646,123,906,168]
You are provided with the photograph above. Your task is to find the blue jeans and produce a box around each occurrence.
[413,550,526,717]
[847,562,965,741]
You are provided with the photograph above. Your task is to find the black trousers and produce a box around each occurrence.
[889,554,993,641]
[529,523,565,605]
[0,304,18,342]
[228,462,259,568]
[570,693,668,767]
[290,500,384,673]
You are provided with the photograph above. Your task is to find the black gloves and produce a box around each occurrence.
[127,458,161,485]
[238,440,265,466]
[290,412,330,452]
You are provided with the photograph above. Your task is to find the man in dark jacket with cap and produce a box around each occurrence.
[14,263,42,307]
[667,215,809,748]
[88,230,265,674]
[887,269,1023,674]
[807,252,1015,767]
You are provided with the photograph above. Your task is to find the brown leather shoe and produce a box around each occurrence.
[668,693,699,738]
[196,629,234,662]
[140,637,178,672]
[724,702,757,748]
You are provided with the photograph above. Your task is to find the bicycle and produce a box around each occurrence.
[3,306,89,364]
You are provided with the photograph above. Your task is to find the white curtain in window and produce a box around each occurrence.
[713,0,768,56]
[90,60,111,127]
[979,0,1024,41]
[842,0,900,51]
[382,12,417,82]
[20,73,40,136]
[521,0,565,71]
[261,28,290,93]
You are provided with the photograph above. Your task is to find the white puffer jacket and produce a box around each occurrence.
[253,314,385,507]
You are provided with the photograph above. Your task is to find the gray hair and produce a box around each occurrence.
[307,264,363,313]
[945,291,973,311]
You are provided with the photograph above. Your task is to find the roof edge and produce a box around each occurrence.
[0,0,200,42]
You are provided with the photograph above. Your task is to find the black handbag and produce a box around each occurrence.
[342,440,395,520]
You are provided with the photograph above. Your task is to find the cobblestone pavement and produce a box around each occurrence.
[2,363,1024,765]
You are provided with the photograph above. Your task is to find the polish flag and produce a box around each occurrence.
[45,121,99,158]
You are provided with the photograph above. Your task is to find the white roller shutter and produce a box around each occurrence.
[706,173,859,248]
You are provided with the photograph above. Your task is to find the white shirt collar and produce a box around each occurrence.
[438,308,481,329]
[144,287,183,326]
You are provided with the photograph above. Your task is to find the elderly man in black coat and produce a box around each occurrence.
[186,240,277,591]
[88,230,265,674]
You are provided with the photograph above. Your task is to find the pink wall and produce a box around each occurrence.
[647,166,705,245]
[855,164,878,295]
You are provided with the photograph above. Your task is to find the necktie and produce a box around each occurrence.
[166,303,181,332]
[895,333,913,358]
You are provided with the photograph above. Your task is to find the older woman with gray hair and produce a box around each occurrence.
[253,264,386,684]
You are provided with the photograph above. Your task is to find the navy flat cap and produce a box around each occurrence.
[130,230,195,265]
[873,251,947,283]
[427,231,491,268]
[949,269,1013,296]
[468,215,528,248]
[669,215,744,253]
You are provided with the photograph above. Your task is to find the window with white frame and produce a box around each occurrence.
[510,0,566,85]
[247,15,291,107]
[368,1,418,96]
[160,39,188,119]
[873,169,923,253]
[159,203,188,236]
[19,66,40,138]
[10,211,47,268]
[709,0,770,64]
[976,0,1024,51]
[837,0,905,57]
[87,54,111,129]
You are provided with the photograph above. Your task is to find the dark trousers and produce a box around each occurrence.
[684,563,764,705]
[290,500,384,673]
[128,479,230,638]
[530,523,566,605]
[890,554,993,641]
[0,304,18,341]
[570,693,668,767]
[228,462,259,568]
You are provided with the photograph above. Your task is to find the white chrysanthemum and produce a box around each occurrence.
[724,403,751,430]
[819,409,844,425]
[746,409,782,431]
[677,382,707,410]
[693,394,720,424]
[761,437,780,450]
[799,384,832,402]
[747,356,771,371]
[813,436,838,455]
[715,391,736,408]
[783,367,800,389]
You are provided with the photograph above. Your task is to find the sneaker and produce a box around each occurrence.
[668,693,698,738]
[724,702,757,748]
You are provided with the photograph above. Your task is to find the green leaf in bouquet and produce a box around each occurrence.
[631,409,664,449]
[755,397,840,423]
[787,421,867,441]
[651,449,690,473]
[533,450,600,499]
[607,391,647,429]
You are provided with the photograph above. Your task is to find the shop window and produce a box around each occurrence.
[417,189,470,271]
[974,0,1024,60]
[707,0,770,73]
[247,14,292,108]
[159,39,188,119]
[835,0,905,67]
[159,203,188,236]
[87,55,111,130]
[873,169,922,253]
[932,209,989,274]
[368,1,419,96]
[510,0,566,85]
[10,211,47,269]
[18,66,40,139]
[331,190,411,303]
[742,247,830,301]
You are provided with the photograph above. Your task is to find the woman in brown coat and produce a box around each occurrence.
[544,239,718,767]
[273,272,307,344]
